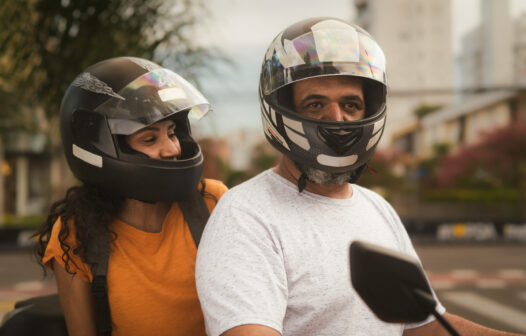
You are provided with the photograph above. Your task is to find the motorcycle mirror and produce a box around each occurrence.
[350,240,437,323]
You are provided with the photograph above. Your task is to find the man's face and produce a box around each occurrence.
[290,76,366,185]
[292,76,365,122]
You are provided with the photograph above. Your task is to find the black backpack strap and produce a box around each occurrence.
[89,237,112,336]
[179,188,211,247]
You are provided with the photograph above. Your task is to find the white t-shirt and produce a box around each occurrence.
[196,169,444,336]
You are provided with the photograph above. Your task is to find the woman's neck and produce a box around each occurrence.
[118,199,172,233]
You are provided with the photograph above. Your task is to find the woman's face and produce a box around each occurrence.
[125,119,181,160]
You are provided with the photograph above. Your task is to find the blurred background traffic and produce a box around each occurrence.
[0,0,525,332]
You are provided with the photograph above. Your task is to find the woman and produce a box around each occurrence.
[34,57,227,336]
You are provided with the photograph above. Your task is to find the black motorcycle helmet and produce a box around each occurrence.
[259,17,388,182]
[60,56,210,202]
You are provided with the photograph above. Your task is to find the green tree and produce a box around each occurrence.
[0,0,220,123]
[422,124,526,202]
[0,0,223,223]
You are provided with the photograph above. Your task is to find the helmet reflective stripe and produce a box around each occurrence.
[285,128,310,150]
[282,116,305,134]
[261,95,276,124]
[72,144,103,168]
[271,107,277,125]
[366,117,386,151]
[262,109,290,151]
[311,19,360,63]
[317,153,358,167]
[366,131,382,151]
[372,116,386,134]
[282,116,310,151]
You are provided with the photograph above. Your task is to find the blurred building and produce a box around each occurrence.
[415,90,526,158]
[392,0,526,159]
[457,0,514,91]
[513,11,526,86]
[354,0,454,148]
[2,132,50,219]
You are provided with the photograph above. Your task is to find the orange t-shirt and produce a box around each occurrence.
[43,179,227,336]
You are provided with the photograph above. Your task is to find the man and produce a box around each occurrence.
[196,18,524,336]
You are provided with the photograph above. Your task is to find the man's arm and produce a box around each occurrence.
[403,313,525,336]
[221,324,281,336]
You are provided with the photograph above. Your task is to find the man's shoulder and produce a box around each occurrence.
[353,184,391,205]
[224,169,277,198]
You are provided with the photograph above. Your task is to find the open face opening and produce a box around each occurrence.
[125,119,182,161]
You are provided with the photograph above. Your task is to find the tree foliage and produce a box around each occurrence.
[0,0,219,125]
[414,124,526,203]
[431,124,526,189]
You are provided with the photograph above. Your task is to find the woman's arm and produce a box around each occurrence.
[53,259,98,336]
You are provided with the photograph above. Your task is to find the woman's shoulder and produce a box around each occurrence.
[43,217,92,282]
[201,178,228,198]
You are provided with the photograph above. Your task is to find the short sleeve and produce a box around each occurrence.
[195,196,287,336]
[42,218,93,283]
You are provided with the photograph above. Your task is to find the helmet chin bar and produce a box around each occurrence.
[318,126,364,155]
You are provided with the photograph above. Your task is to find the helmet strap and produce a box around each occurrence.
[348,164,368,184]
[297,173,307,192]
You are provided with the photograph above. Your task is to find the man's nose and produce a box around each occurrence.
[324,103,345,122]
[160,137,181,159]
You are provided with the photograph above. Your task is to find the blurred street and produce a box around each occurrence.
[1,243,525,333]
[416,243,526,334]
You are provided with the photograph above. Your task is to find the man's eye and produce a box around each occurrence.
[344,102,363,110]
[306,102,322,109]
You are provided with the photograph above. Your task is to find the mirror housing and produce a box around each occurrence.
[350,240,437,323]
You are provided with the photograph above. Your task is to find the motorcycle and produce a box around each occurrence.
[350,240,461,336]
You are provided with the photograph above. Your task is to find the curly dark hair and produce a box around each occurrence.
[34,184,123,275]
[34,179,214,276]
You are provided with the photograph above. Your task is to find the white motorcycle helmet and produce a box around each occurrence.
[259,17,387,185]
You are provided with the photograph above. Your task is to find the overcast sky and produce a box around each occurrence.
[193,0,526,137]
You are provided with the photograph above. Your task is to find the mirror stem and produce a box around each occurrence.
[432,310,461,336]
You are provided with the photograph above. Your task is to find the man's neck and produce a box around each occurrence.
[273,156,353,199]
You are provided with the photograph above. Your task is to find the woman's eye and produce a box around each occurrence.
[142,136,156,144]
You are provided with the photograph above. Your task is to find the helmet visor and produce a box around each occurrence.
[95,68,210,135]
[262,19,386,95]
